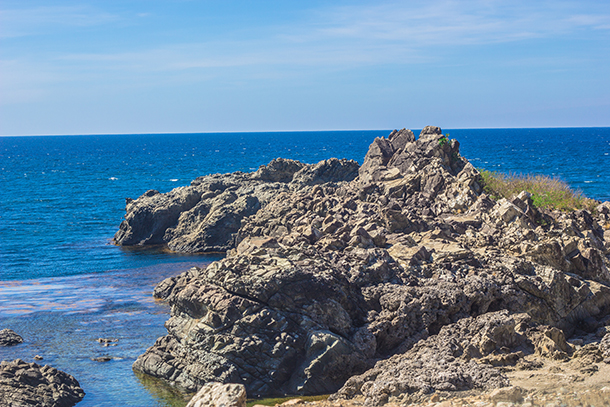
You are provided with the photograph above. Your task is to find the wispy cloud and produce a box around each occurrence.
[296,1,610,46]
[2,0,609,105]
[41,1,610,76]
[0,5,120,38]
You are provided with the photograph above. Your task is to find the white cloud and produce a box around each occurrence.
[2,0,609,105]
[0,5,120,38]
[297,1,610,46]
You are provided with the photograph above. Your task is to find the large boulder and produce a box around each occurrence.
[0,329,23,347]
[0,360,85,407]
[134,246,386,396]
[186,382,246,407]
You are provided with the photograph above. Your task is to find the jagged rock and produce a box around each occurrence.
[0,360,85,407]
[0,329,23,346]
[291,158,359,186]
[134,246,388,396]
[114,158,358,253]
[601,333,610,361]
[530,326,573,360]
[252,158,305,183]
[128,127,610,403]
[331,312,516,406]
[186,382,246,407]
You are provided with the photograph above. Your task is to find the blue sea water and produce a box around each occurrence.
[0,128,609,406]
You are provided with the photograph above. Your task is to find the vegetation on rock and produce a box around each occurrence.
[479,169,598,212]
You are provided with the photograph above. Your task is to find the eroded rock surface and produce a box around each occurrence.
[128,127,610,403]
[186,382,246,407]
[0,359,85,407]
[114,158,358,252]
[0,329,23,347]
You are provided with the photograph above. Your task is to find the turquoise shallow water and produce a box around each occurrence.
[0,128,609,405]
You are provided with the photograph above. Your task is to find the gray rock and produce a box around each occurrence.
[129,127,610,404]
[331,311,517,405]
[186,382,246,407]
[0,359,85,407]
[252,158,305,183]
[290,158,359,187]
[114,158,359,253]
[0,329,23,346]
[601,333,610,359]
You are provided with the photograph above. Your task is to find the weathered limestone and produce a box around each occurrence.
[114,158,358,252]
[0,360,85,407]
[126,127,610,404]
[186,382,246,407]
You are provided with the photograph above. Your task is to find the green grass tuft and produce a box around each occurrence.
[478,169,597,212]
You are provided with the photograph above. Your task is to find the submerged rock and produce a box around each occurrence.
[0,359,85,407]
[126,127,610,403]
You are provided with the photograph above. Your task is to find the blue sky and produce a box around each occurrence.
[1,0,609,135]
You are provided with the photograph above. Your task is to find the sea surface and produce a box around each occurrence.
[0,128,609,406]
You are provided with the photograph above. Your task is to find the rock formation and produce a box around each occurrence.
[0,329,23,347]
[0,359,85,407]
[125,127,610,404]
[114,158,359,252]
[185,382,246,407]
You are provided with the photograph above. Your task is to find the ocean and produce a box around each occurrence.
[1,128,609,406]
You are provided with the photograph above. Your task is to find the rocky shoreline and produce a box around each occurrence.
[113,126,610,405]
[5,126,607,406]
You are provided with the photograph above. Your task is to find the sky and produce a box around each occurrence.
[1,0,609,135]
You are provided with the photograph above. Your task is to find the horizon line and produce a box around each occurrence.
[2,125,610,137]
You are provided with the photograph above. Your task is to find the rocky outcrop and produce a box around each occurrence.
[186,382,246,407]
[331,311,518,405]
[114,158,358,252]
[129,127,610,403]
[0,359,85,407]
[0,329,23,347]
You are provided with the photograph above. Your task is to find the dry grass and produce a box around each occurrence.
[247,394,329,407]
[479,170,598,212]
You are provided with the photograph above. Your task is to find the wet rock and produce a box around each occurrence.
[97,338,118,343]
[92,356,113,362]
[0,329,23,346]
[0,359,85,407]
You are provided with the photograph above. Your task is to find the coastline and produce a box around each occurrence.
[116,127,610,405]
[1,126,608,404]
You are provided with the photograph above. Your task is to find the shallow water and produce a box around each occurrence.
[0,259,220,407]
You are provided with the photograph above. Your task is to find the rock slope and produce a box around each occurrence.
[126,127,610,404]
